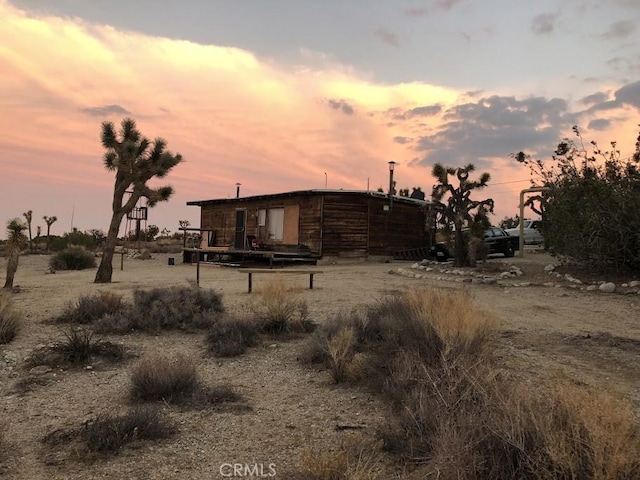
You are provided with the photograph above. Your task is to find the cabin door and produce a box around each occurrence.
[234,210,246,249]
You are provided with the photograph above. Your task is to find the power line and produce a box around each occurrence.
[489,179,531,185]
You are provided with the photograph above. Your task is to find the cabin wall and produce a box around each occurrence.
[196,193,429,257]
[199,196,322,253]
[367,198,429,255]
[321,194,369,256]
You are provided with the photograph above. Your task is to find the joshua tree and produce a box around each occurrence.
[95,118,183,283]
[4,219,28,290]
[43,215,57,252]
[431,163,494,266]
[23,210,33,252]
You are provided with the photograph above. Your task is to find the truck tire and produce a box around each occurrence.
[504,243,515,257]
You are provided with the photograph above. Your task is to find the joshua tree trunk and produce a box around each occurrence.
[3,251,19,290]
[94,211,125,283]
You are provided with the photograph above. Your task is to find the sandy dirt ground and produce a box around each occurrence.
[1,252,639,479]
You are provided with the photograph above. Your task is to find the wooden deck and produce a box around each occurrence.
[182,247,318,267]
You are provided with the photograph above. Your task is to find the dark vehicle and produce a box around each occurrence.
[480,227,518,257]
[429,227,518,261]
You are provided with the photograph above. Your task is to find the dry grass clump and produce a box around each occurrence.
[289,435,383,480]
[130,354,199,403]
[43,406,176,456]
[300,289,496,385]
[250,277,315,334]
[206,317,260,357]
[26,327,127,367]
[129,354,245,409]
[0,291,21,344]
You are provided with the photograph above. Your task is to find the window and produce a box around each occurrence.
[257,209,267,240]
[267,208,284,240]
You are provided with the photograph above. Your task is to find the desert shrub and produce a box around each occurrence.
[302,289,496,386]
[206,317,260,357]
[84,406,176,453]
[130,354,199,403]
[56,287,224,333]
[49,245,96,270]
[56,292,129,324]
[302,288,640,478]
[127,286,224,331]
[0,291,21,344]
[26,327,126,367]
[43,406,176,455]
[250,277,315,334]
[515,127,640,270]
[130,353,245,409]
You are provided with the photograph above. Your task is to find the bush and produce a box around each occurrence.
[49,245,96,270]
[302,289,496,386]
[130,354,199,403]
[130,353,245,409]
[301,288,640,478]
[84,406,176,453]
[125,286,224,332]
[516,127,640,270]
[56,292,129,324]
[26,327,127,367]
[55,287,224,333]
[206,318,260,357]
[43,406,176,455]
[250,277,315,334]
[0,291,21,344]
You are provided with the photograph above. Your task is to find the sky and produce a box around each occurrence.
[1,0,639,239]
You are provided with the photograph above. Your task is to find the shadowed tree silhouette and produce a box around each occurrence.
[431,163,494,266]
[43,215,57,252]
[4,218,28,290]
[94,118,183,283]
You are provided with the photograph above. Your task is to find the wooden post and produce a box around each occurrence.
[309,273,314,289]
[248,272,253,293]
[120,251,124,271]
[196,249,201,286]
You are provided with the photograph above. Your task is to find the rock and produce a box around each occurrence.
[543,282,556,287]
[599,282,616,293]
[629,280,640,288]
[29,365,52,375]
[544,264,556,272]
[498,272,513,279]
[482,278,497,285]
[586,285,598,291]
[411,263,419,269]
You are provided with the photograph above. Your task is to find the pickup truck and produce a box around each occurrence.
[505,220,544,245]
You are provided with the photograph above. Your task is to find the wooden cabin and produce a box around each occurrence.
[185,190,433,263]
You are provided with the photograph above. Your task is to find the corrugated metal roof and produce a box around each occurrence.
[186,189,430,207]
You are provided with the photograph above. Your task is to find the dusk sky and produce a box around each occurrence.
[2,0,639,238]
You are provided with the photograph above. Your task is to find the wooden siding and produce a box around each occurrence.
[199,196,322,253]
[195,192,429,258]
